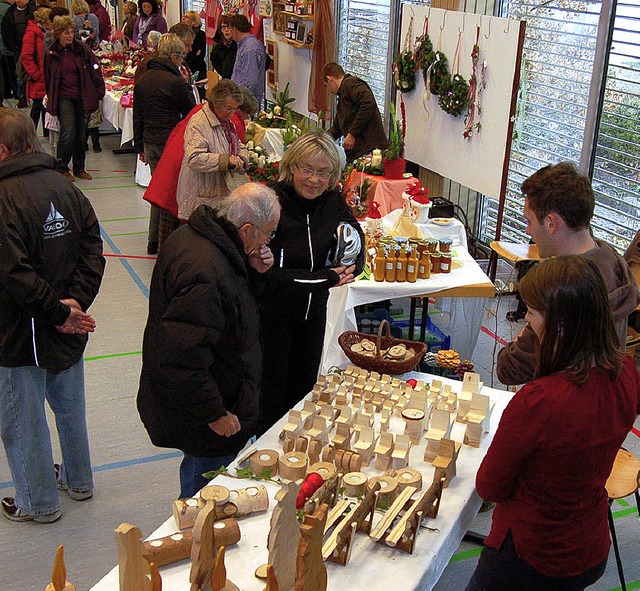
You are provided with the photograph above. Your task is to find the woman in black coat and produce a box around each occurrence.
[182,10,207,83]
[258,131,365,433]
[210,14,236,79]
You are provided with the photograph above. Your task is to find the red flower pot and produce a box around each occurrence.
[383,158,406,180]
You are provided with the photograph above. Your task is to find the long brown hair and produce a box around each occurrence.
[519,256,623,384]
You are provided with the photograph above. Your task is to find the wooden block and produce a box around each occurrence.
[307,416,329,444]
[374,432,394,471]
[402,408,426,444]
[283,437,295,453]
[268,482,302,591]
[387,467,422,492]
[308,439,323,464]
[342,472,368,497]
[352,426,377,467]
[335,406,353,425]
[295,504,328,591]
[249,450,279,477]
[391,435,411,469]
[331,422,351,450]
[279,451,309,481]
[379,408,391,433]
[424,409,455,462]
[432,439,461,486]
[301,401,319,430]
[281,410,303,440]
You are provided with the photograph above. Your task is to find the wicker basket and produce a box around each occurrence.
[338,320,428,375]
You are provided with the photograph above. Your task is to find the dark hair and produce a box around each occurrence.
[322,62,345,80]
[50,7,70,18]
[0,108,43,157]
[169,22,194,42]
[521,162,594,231]
[519,256,623,385]
[229,14,250,33]
[138,0,159,15]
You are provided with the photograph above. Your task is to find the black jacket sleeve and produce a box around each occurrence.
[345,78,380,139]
[132,85,144,153]
[174,77,196,117]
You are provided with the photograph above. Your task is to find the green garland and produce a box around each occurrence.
[393,50,417,93]
[415,34,433,72]
[438,73,471,117]
[425,51,449,95]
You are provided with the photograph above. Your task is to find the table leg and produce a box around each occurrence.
[409,298,417,341]
[419,297,430,343]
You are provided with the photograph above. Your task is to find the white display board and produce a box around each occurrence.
[399,7,523,198]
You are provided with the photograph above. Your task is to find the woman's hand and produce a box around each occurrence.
[229,155,245,170]
[331,264,356,287]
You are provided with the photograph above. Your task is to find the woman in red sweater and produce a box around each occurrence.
[467,256,639,591]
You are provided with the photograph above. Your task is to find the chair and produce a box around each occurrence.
[605,448,640,591]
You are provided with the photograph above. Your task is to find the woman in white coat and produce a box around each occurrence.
[176,79,249,220]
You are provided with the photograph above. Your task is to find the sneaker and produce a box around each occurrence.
[1,497,62,523]
[54,464,93,501]
[75,171,92,180]
[61,171,75,182]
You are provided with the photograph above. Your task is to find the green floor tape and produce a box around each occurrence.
[450,547,482,562]
[85,351,141,361]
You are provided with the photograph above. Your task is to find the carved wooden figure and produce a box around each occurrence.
[374,432,394,470]
[432,438,461,487]
[211,546,238,591]
[295,504,328,591]
[190,488,218,591]
[115,523,150,591]
[423,409,455,462]
[391,434,412,468]
[267,482,302,591]
[265,564,279,591]
[46,545,75,591]
[352,425,377,466]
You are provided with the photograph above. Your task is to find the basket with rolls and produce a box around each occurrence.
[338,319,427,375]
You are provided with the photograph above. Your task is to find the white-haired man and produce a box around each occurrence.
[137,182,280,498]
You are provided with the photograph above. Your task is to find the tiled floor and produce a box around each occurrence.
[0,130,638,591]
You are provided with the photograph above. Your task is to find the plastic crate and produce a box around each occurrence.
[392,315,451,352]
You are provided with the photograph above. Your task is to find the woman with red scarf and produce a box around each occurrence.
[176,79,249,221]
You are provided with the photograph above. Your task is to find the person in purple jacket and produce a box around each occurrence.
[85,0,110,42]
[133,0,166,47]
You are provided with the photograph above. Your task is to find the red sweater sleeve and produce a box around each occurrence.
[476,382,549,502]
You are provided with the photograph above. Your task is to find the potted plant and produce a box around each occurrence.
[383,101,406,179]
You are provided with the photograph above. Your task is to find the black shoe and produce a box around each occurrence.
[93,145,102,153]
[147,241,158,255]
[17,98,28,109]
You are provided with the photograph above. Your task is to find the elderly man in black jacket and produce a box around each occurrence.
[133,32,196,254]
[323,62,389,162]
[137,182,280,498]
[0,109,105,523]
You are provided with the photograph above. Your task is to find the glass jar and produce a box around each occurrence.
[431,252,441,273]
[439,238,453,253]
[440,253,452,273]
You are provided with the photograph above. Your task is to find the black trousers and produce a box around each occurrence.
[258,309,327,435]
[56,98,87,174]
[466,531,607,591]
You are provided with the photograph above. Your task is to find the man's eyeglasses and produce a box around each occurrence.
[171,52,187,60]
[295,164,332,181]
[251,223,277,243]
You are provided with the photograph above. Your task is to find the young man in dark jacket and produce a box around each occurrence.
[0,109,105,523]
[133,32,195,255]
[496,162,639,386]
[323,61,389,162]
[137,183,280,498]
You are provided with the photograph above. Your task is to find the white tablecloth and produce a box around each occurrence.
[90,371,512,591]
[321,246,493,372]
[102,91,134,145]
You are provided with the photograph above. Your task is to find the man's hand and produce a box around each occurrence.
[138,152,148,164]
[330,264,356,287]
[209,412,241,437]
[55,298,97,334]
[344,133,356,150]
[248,244,274,273]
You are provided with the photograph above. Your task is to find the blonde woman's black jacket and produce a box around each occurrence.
[260,181,365,325]
[0,153,105,371]
[137,205,261,457]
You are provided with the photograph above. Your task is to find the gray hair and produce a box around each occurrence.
[147,30,162,48]
[208,79,243,108]
[238,85,259,117]
[157,33,185,58]
[169,22,194,42]
[214,183,281,228]
[279,131,343,190]
[0,108,42,157]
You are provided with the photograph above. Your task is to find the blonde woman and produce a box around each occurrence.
[71,0,99,49]
[121,1,137,43]
[181,10,206,83]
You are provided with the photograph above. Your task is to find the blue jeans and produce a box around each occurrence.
[179,452,237,499]
[0,360,93,516]
[56,98,87,174]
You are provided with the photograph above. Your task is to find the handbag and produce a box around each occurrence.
[16,55,34,83]
[326,222,363,267]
